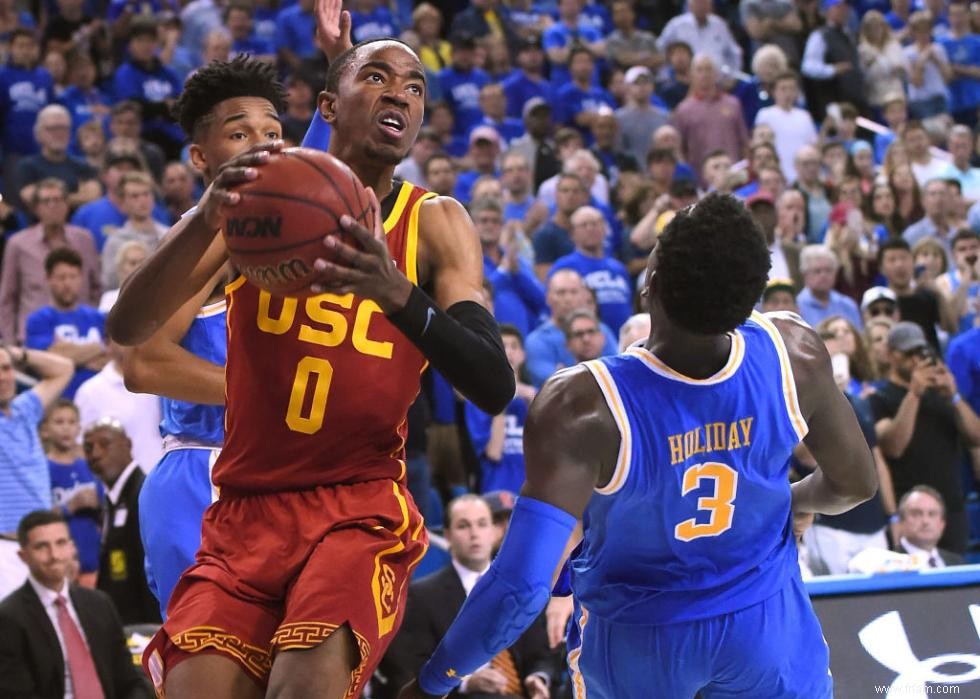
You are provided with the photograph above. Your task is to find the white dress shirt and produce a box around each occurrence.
[900,537,946,568]
[27,575,92,699]
[769,240,791,282]
[74,362,163,472]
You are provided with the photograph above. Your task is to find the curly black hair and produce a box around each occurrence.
[654,193,770,335]
[324,37,416,94]
[173,55,286,141]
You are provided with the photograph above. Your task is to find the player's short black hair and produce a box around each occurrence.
[17,509,67,546]
[174,55,286,140]
[325,37,416,94]
[877,237,911,265]
[45,247,83,275]
[654,193,770,334]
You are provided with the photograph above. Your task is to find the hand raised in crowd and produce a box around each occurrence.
[931,362,959,401]
[464,667,511,694]
[66,485,100,514]
[500,221,523,273]
[315,0,353,63]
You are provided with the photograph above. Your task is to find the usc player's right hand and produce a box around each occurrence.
[200,140,285,232]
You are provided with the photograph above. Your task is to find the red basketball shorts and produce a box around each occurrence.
[142,478,427,697]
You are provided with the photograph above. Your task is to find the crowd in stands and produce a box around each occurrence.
[1,0,980,694]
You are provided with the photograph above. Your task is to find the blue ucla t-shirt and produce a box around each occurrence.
[350,6,399,43]
[549,251,633,333]
[464,395,529,495]
[25,305,106,399]
[0,65,54,155]
[49,457,103,573]
[437,67,491,136]
[940,33,980,112]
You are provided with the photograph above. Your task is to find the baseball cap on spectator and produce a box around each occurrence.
[745,191,775,209]
[887,321,928,353]
[450,31,476,49]
[822,0,847,10]
[861,286,898,311]
[624,66,653,85]
[105,151,144,170]
[483,490,516,521]
[470,125,500,146]
[522,96,550,119]
[762,278,795,302]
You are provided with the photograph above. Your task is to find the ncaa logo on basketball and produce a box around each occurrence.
[239,258,312,288]
[226,216,283,238]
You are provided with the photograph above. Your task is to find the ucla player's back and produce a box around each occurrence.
[573,311,807,624]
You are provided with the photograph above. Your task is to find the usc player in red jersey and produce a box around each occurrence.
[107,4,515,698]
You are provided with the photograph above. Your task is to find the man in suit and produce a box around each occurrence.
[83,417,160,625]
[381,495,560,698]
[0,509,151,698]
[896,486,965,567]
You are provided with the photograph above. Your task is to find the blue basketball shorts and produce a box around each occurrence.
[566,575,832,698]
[138,447,218,618]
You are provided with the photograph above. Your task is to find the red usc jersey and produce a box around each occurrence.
[215,180,436,492]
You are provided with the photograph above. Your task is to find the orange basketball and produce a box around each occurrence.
[222,147,376,297]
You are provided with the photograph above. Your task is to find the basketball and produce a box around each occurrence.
[221,147,376,297]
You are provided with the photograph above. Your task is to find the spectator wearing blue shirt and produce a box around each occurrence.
[502,36,552,120]
[549,206,633,333]
[936,228,980,334]
[0,344,73,598]
[224,1,276,62]
[179,0,222,65]
[275,0,316,73]
[532,171,589,280]
[252,0,279,45]
[543,0,605,88]
[43,398,103,584]
[0,28,53,166]
[464,325,536,495]
[940,0,980,127]
[454,125,502,204]
[113,18,183,158]
[349,0,400,43]
[471,83,525,148]
[473,197,547,337]
[524,268,617,386]
[554,46,616,146]
[57,52,111,145]
[26,248,108,399]
[885,0,911,33]
[947,323,980,414]
[796,243,865,329]
[438,32,491,137]
[71,149,168,251]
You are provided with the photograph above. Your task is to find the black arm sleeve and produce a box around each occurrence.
[387,285,515,415]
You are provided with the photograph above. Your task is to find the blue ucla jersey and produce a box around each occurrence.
[571,312,808,625]
[159,300,226,445]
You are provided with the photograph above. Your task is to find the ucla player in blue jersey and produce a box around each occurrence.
[399,193,879,699]
[120,57,293,616]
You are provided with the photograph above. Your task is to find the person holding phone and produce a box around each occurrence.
[868,321,980,554]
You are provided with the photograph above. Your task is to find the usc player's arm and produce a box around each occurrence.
[120,266,228,406]
[416,196,488,309]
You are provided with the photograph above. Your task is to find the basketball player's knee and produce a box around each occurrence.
[266,625,360,699]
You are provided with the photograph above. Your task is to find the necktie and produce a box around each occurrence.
[55,595,105,699]
[929,555,939,568]
[490,647,524,697]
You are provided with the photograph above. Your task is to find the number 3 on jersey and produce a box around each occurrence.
[674,462,738,542]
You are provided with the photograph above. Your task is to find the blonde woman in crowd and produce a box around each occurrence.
[858,11,909,117]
